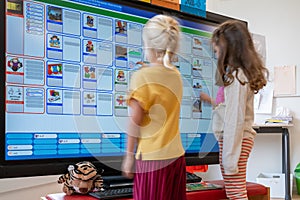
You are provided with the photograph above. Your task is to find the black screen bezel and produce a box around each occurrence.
[0,0,246,178]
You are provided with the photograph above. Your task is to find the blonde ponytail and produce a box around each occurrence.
[163,49,173,69]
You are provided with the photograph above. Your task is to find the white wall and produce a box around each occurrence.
[1,1,300,199]
[0,175,61,200]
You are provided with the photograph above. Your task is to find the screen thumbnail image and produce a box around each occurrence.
[115,20,127,34]
[7,0,23,16]
[7,56,23,72]
[83,66,96,79]
[48,34,61,49]
[115,69,126,82]
[85,15,95,28]
[85,40,95,53]
[48,63,62,77]
[84,92,96,105]
[116,45,127,60]
[192,98,202,113]
[47,89,62,103]
[47,6,62,22]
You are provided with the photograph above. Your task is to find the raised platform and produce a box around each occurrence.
[44,180,270,200]
[189,180,270,200]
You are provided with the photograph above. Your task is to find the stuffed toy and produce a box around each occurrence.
[58,161,104,195]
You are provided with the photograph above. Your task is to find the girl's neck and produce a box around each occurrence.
[148,59,163,66]
[148,63,163,67]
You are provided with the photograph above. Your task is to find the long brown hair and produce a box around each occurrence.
[212,20,268,93]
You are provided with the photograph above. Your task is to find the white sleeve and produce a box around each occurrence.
[222,76,248,175]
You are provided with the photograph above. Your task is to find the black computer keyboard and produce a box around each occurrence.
[89,172,201,199]
[89,187,133,199]
[186,171,202,183]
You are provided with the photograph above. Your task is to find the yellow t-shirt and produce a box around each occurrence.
[127,65,185,160]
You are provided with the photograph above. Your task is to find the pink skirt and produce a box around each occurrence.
[134,156,187,200]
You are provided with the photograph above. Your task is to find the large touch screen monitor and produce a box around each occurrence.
[0,0,242,178]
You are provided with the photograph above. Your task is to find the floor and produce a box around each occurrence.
[271,194,300,200]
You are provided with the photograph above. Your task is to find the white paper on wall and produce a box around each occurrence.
[252,33,266,65]
[274,65,296,96]
[254,82,274,114]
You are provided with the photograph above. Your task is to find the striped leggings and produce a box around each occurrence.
[219,138,254,200]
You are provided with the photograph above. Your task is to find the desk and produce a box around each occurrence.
[253,123,293,200]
